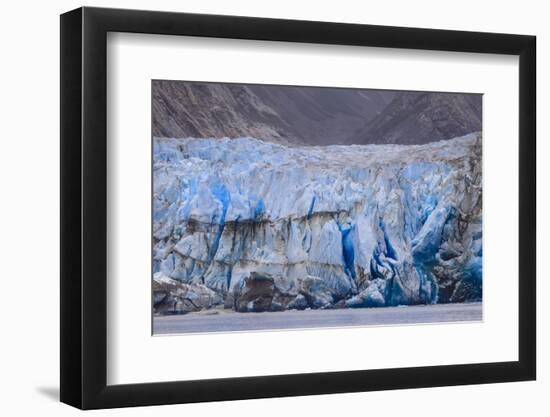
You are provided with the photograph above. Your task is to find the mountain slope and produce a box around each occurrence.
[152,81,297,144]
[153,81,481,146]
[348,92,482,145]
[249,85,394,145]
[152,80,394,145]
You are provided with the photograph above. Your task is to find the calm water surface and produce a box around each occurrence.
[153,302,482,335]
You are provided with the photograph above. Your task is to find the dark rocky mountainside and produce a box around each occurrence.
[152,80,481,145]
[152,80,394,145]
[348,92,482,145]
[153,81,294,143]
[249,85,394,145]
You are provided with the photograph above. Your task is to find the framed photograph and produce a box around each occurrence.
[60,6,536,409]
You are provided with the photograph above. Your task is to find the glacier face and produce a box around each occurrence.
[153,134,482,314]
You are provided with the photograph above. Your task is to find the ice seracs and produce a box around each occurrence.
[153,133,482,314]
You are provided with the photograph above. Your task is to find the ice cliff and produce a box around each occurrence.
[153,133,482,314]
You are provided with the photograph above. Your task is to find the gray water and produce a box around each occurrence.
[153,302,482,335]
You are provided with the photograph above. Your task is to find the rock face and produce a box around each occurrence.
[152,81,482,146]
[153,80,392,145]
[153,133,482,313]
[152,81,299,144]
[349,92,482,145]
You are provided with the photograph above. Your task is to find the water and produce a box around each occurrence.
[153,302,482,335]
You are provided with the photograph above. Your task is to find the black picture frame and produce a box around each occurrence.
[60,6,536,410]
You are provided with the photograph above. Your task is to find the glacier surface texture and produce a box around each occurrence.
[153,134,482,314]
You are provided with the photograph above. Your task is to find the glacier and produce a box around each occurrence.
[153,133,482,314]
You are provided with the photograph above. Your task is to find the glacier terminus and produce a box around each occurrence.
[152,133,482,315]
